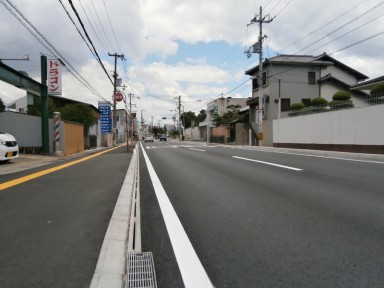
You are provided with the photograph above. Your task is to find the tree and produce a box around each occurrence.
[27,96,57,117]
[0,98,5,112]
[180,111,197,128]
[196,109,207,123]
[213,104,242,127]
[59,103,96,136]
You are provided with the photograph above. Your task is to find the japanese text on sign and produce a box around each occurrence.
[98,101,112,134]
[48,59,62,95]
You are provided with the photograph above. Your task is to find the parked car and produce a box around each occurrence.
[159,134,167,141]
[0,131,19,162]
[144,135,154,142]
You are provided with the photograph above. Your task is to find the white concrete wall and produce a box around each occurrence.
[273,104,384,145]
[185,127,200,141]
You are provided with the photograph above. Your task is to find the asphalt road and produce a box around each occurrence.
[0,146,133,288]
[141,141,384,288]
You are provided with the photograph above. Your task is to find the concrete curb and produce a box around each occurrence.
[90,144,139,288]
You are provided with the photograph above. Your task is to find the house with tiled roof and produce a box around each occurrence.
[245,52,369,146]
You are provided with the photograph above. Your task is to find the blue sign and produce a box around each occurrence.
[98,101,112,134]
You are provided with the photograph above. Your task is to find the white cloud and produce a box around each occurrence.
[1,0,383,124]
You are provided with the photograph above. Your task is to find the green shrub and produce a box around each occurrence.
[333,90,351,101]
[290,102,305,110]
[370,84,384,98]
[310,97,328,107]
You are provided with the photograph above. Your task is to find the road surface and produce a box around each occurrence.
[140,141,384,288]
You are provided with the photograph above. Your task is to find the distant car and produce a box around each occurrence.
[0,131,19,162]
[159,134,167,141]
[144,135,154,142]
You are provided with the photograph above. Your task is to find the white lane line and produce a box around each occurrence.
[232,156,303,171]
[140,143,214,288]
[190,148,206,152]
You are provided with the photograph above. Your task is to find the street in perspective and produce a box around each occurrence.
[1,141,384,287]
[1,0,384,287]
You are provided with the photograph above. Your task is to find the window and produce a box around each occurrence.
[308,71,316,85]
[252,72,267,90]
[281,98,291,112]
[302,98,311,107]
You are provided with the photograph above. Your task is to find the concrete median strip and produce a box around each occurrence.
[90,144,139,288]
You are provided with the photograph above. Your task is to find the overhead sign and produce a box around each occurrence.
[213,105,219,116]
[48,59,62,95]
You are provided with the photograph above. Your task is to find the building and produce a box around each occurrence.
[6,93,102,149]
[199,97,248,142]
[351,75,384,93]
[245,52,369,146]
[114,109,137,143]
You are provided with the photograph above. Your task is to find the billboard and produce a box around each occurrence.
[98,101,112,134]
[47,59,62,95]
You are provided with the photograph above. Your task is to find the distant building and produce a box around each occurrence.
[199,97,248,142]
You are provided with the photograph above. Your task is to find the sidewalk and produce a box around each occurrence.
[0,146,123,175]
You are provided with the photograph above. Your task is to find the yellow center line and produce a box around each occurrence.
[0,146,120,191]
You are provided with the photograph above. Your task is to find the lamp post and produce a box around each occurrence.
[0,54,29,62]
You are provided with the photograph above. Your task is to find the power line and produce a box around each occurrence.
[102,0,122,53]
[332,29,384,55]
[76,0,110,53]
[58,0,96,58]
[89,0,114,52]
[307,10,384,55]
[272,0,295,19]
[294,0,384,55]
[282,0,369,52]
[67,0,113,85]
[1,0,107,101]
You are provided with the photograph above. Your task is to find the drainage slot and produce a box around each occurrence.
[126,252,157,288]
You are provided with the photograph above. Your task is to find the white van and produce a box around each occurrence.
[0,131,19,162]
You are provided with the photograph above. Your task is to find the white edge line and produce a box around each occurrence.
[232,147,384,165]
[233,156,303,171]
[140,143,214,288]
[190,148,206,152]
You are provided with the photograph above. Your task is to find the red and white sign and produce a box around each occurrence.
[114,91,124,102]
[48,59,62,95]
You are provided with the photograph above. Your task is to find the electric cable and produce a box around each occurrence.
[58,0,96,58]
[67,0,113,85]
[89,0,114,52]
[282,0,369,51]
[294,0,384,55]
[76,0,110,53]
[1,0,107,101]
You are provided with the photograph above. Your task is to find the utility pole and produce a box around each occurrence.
[176,95,182,141]
[206,102,210,144]
[249,6,272,146]
[128,93,134,144]
[140,109,145,139]
[108,52,124,145]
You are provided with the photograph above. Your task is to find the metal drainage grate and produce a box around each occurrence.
[126,252,157,288]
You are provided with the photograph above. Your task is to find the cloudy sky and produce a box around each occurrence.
[1,0,383,125]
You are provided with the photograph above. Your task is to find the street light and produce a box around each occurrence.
[0,54,30,61]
